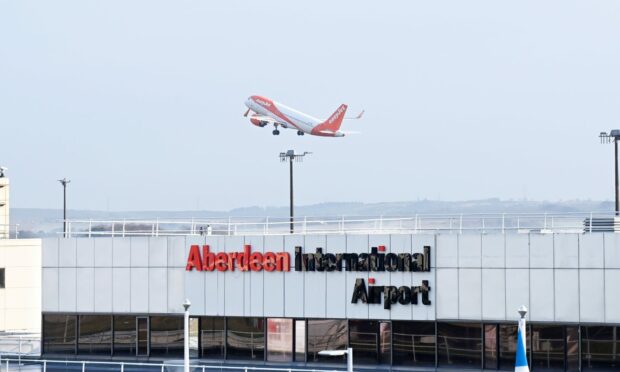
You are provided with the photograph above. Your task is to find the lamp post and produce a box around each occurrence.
[319,348,353,372]
[58,178,70,237]
[600,131,620,215]
[515,305,529,372]
[183,299,191,372]
[279,150,311,234]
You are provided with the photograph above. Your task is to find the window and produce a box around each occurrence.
[498,324,531,370]
[531,325,565,371]
[437,322,482,368]
[201,317,225,359]
[307,319,347,363]
[267,318,293,362]
[113,316,136,356]
[227,317,264,360]
[484,324,498,370]
[78,315,111,355]
[150,316,184,357]
[349,320,380,364]
[43,314,77,354]
[392,321,436,367]
[0,268,5,288]
[581,326,620,370]
[295,320,306,362]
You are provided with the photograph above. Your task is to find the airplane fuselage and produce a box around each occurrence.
[245,95,346,137]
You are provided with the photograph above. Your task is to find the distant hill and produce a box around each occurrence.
[10,198,613,237]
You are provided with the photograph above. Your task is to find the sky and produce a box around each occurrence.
[1,1,619,211]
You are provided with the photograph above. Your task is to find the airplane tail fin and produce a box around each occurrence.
[319,104,348,132]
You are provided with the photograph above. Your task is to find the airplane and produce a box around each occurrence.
[243,95,363,137]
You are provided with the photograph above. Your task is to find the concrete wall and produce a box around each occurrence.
[0,238,41,332]
[42,233,620,324]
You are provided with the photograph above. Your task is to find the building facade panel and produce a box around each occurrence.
[58,239,76,267]
[530,233,553,268]
[579,269,605,322]
[93,238,113,267]
[579,233,604,268]
[435,268,458,319]
[604,269,620,323]
[130,237,149,267]
[458,234,481,268]
[505,233,529,268]
[345,234,369,319]
[76,267,94,312]
[529,268,554,321]
[554,269,580,322]
[148,267,167,313]
[58,267,76,312]
[76,239,94,267]
[505,268,529,320]
[283,234,304,318]
[481,268,505,320]
[93,267,112,312]
[436,234,458,268]
[603,233,620,268]
[130,267,149,313]
[554,234,579,268]
[112,238,131,267]
[481,234,504,268]
[303,234,326,319]
[457,268,481,320]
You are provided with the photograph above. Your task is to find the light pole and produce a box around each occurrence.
[319,348,353,372]
[183,299,191,372]
[58,178,70,237]
[600,131,620,215]
[516,305,529,372]
[279,150,311,234]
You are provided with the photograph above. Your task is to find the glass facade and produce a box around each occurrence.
[307,319,347,363]
[43,314,77,354]
[41,314,620,371]
[78,315,112,355]
[582,326,620,370]
[149,316,184,357]
[437,322,482,368]
[200,316,225,359]
[266,318,293,362]
[531,324,565,371]
[392,321,436,367]
[113,316,137,356]
[226,317,264,360]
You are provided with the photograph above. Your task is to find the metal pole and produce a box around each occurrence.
[63,183,67,237]
[615,138,619,215]
[347,347,353,372]
[289,156,294,234]
[183,300,191,372]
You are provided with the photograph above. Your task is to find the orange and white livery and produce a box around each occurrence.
[244,95,363,137]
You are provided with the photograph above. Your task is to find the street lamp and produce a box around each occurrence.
[319,348,353,372]
[279,150,311,233]
[516,305,529,372]
[183,299,191,372]
[58,178,70,237]
[599,131,620,215]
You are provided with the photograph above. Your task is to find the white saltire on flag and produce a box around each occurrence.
[515,318,529,372]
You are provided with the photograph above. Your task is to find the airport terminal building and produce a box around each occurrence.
[40,227,620,371]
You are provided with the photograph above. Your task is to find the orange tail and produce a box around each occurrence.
[316,104,348,132]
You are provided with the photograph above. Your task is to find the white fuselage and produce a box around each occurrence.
[245,96,321,133]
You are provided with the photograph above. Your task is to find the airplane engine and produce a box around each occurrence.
[250,117,268,127]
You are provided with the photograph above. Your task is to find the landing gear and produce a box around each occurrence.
[272,129,280,135]
[297,131,304,136]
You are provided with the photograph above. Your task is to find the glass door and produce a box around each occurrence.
[137,317,149,356]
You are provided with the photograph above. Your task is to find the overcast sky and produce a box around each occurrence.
[1,1,619,211]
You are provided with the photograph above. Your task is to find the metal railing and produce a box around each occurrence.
[57,212,620,237]
[0,335,40,357]
[0,358,345,372]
